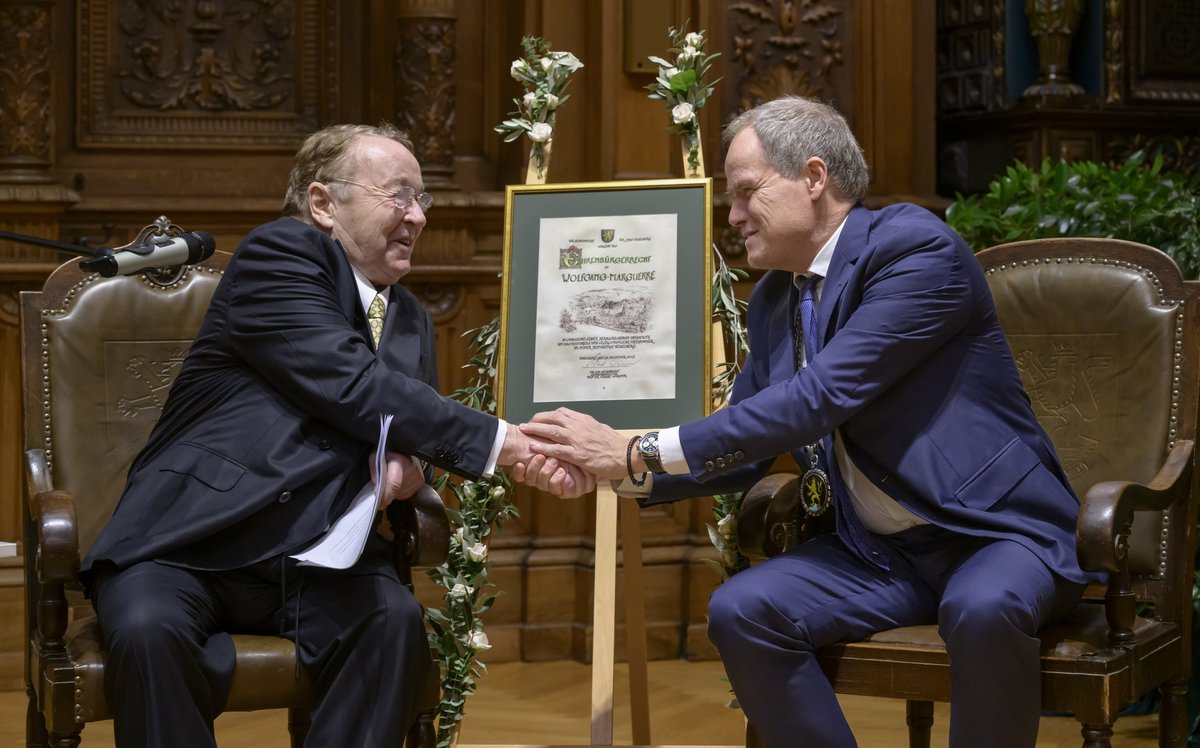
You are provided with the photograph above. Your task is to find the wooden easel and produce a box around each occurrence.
[461,135,738,748]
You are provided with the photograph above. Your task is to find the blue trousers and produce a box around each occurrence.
[708,525,1084,748]
[92,533,428,748]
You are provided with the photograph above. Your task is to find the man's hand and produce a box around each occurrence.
[370,449,426,510]
[520,408,629,480]
[499,423,596,498]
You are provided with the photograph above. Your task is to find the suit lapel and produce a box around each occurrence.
[767,271,799,386]
[818,204,870,344]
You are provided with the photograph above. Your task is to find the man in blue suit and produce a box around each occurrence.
[84,123,590,747]
[521,96,1094,747]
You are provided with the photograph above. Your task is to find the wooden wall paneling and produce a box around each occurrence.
[855,0,937,202]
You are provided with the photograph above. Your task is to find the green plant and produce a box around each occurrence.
[427,319,518,748]
[945,153,1200,278]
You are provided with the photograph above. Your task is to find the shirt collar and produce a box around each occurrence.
[351,265,389,315]
[794,214,849,289]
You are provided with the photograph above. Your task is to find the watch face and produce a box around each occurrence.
[640,433,659,454]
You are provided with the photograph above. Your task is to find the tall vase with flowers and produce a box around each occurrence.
[495,36,584,185]
[646,24,721,179]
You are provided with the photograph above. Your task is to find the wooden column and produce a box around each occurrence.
[396,0,459,189]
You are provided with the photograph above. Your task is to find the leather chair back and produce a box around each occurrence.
[23,220,227,556]
[980,238,1195,596]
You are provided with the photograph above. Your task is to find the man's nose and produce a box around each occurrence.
[728,201,746,227]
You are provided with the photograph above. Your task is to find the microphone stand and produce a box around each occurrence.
[0,228,118,274]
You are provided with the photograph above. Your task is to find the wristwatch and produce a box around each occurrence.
[638,431,666,474]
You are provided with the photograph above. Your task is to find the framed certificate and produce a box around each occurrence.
[496,178,713,429]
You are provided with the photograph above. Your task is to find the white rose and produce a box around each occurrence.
[510,59,526,80]
[528,122,553,142]
[469,630,492,651]
[672,102,695,125]
[466,542,488,563]
[450,582,471,598]
[523,92,537,108]
[544,93,560,109]
[717,513,736,536]
[677,46,698,63]
[540,56,553,71]
[685,32,704,47]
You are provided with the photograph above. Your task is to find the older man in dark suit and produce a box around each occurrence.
[521,96,1099,748]
[84,123,592,747]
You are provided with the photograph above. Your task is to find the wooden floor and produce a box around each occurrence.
[1,659,1163,747]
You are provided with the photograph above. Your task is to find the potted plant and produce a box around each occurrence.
[945,153,1200,279]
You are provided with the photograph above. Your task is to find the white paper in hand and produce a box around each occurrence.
[290,413,394,569]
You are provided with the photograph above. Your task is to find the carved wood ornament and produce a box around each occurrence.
[78,0,340,148]
[0,2,53,171]
[724,0,848,121]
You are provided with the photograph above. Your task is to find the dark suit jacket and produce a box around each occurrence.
[650,203,1094,585]
[83,216,496,581]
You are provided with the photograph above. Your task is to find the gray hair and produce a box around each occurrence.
[282,123,414,216]
[723,96,869,202]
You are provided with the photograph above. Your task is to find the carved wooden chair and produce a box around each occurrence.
[21,217,447,747]
[737,237,1200,748]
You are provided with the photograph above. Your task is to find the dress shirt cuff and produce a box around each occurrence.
[483,419,507,478]
[659,426,689,475]
[610,474,654,498]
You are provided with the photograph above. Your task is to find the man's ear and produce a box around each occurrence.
[307,182,336,230]
[803,157,829,200]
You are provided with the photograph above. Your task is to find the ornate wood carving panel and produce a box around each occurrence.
[723,0,856,124]
[77,0,340,149]
[396,3,457,186]
[0,2,53,173]
[1126,0,1200,103]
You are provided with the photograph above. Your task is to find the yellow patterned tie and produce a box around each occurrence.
[367,293,385,348]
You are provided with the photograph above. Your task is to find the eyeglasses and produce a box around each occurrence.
[329,178,433,212]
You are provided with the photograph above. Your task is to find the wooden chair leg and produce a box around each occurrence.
[1079,722,1113,748]
[288,706,311,748]
[25,685,49,748]
[744,719,765,748]
[1159,679,1189,747]
[406,706,438,748]
[905,700,933,748]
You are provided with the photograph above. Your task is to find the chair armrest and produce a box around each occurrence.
[24,449,81,585]
[735,473,835,561]
[389,484,450,569]
[1077,439,1194,573]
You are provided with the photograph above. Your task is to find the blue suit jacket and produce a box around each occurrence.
[83,217,497,581]
[650,204,1092,585]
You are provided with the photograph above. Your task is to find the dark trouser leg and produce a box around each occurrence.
[706,534,936,748]
[93,562,232,748]
[933,539,1083,748]
[281,538,429,747]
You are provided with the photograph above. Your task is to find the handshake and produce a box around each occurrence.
[374,408,650,506]
[501,408,640,498]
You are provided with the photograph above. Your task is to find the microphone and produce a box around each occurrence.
[80,231,217,277]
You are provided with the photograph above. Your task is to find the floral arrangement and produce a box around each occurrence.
[647,23,747,580]
[646,24,721,177]
[427,320,519,748]
[495,36,584,183]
